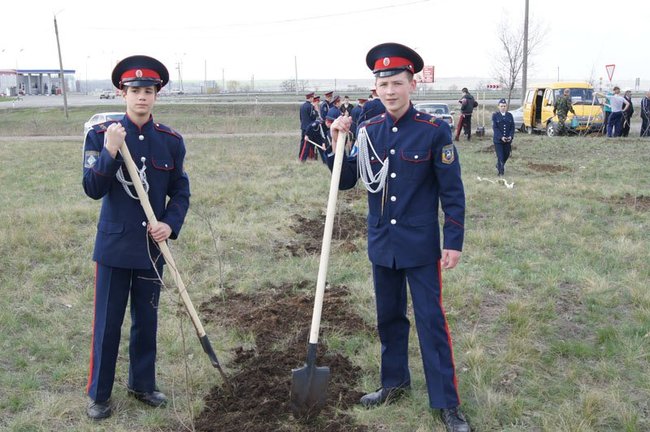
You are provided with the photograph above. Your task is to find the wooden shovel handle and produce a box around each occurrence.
[308,131,347,344]
[119,142,207,338]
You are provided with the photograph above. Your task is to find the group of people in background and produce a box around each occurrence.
[298,84,650,180]
[297,89,385,163]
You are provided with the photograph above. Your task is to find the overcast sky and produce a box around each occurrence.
[1,0,648,87]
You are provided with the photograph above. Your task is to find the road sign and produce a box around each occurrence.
[422,66,434,83]
[486,83,500,89]
[605,64,615,82]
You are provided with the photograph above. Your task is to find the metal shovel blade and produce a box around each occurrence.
[290,343,330,418]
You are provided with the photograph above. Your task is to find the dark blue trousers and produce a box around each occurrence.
[87,263,162,403]
[372,261,460,409]
[494,142,512,175]
[607,111,623,137]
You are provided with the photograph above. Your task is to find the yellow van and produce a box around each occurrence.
[523,82,604,136]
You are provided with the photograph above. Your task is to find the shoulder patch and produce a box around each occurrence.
[84,150,100,168]
[154,123,182,139]
[442,144,455,164]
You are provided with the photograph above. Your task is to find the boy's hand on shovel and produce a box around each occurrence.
[148,222,172,242]
[104,122,127,158]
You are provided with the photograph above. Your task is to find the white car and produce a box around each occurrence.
[413,102,455,130]
[83,112,124,136]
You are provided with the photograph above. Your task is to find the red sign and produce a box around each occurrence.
[422,66,434,83]
[486,83,500,89]
[605,64,615,81]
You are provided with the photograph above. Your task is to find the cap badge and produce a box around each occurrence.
[383,57,390,67]
[135,69,143,78]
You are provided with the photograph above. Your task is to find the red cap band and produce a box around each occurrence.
[120,68,161,83]
[373,56,414,72]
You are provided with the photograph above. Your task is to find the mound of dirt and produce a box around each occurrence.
[526,162,570,173]
[601,193,650,212]
[195,283,374,432]
[279,211,366,257]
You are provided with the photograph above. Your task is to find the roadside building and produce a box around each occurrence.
[0,68,76,96]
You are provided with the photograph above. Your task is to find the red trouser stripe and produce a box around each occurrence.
[438,260,461,403]
[86,263,98,394]
[455,114,464,139]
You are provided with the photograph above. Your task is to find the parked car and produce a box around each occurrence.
[83,112,124,135]
[522,81,604,136]
[99,90,116,99]
[510,106,525,132]
[413,102,455,130]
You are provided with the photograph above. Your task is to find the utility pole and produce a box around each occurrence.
[294,56,298,94]
[521,0,529,105]
[53,13,69,119]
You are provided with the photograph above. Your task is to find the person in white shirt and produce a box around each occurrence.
[606,86,630,137]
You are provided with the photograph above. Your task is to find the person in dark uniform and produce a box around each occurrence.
[82,55,191,420]
[621,89,634,137]
[328,42,470,432]
[454,88,477,141]
[358,87,386,126]
[299,95,323,161]
[320,91,334,122]
[299,92,317,159]
[640,90,650,137]
[492,98,514,176]
[350,97,367,140]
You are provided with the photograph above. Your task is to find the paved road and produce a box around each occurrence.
[0,132,298,142]
[0,94,304,109]
[1,93,497,109]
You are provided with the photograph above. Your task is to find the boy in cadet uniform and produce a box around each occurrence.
[328,43,470,432]
[358,86,385,125]
[320,91,334,122]
[492,98,514,176]
[82,55,190,420]
[299,92,317,159]
[350,97,367,141]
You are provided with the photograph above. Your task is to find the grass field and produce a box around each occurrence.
[0,105,649,431]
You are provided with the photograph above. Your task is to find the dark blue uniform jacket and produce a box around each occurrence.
[358,98,385,126]
[299,101,315,131]
[82,114,190,270]
[329,105,465,269]
[492,111,515,144]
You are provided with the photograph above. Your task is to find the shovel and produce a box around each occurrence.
[290,130,347,418]
[119,141,231,390]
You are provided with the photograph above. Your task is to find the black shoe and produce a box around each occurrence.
[440,407,470,432]
[127,388,167,407]
[359,386,410,408]
[87,399,112,420]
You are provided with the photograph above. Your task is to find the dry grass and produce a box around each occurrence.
[0,105,649,431]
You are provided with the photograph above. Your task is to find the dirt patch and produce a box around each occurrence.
[601,193,650,212]
[280,211,366,257]
[526,162,570,173]
[195,283,374,432]
[477,144,518,153]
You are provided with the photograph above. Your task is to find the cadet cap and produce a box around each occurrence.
[366,42,423,78]
[112,55,169,90]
